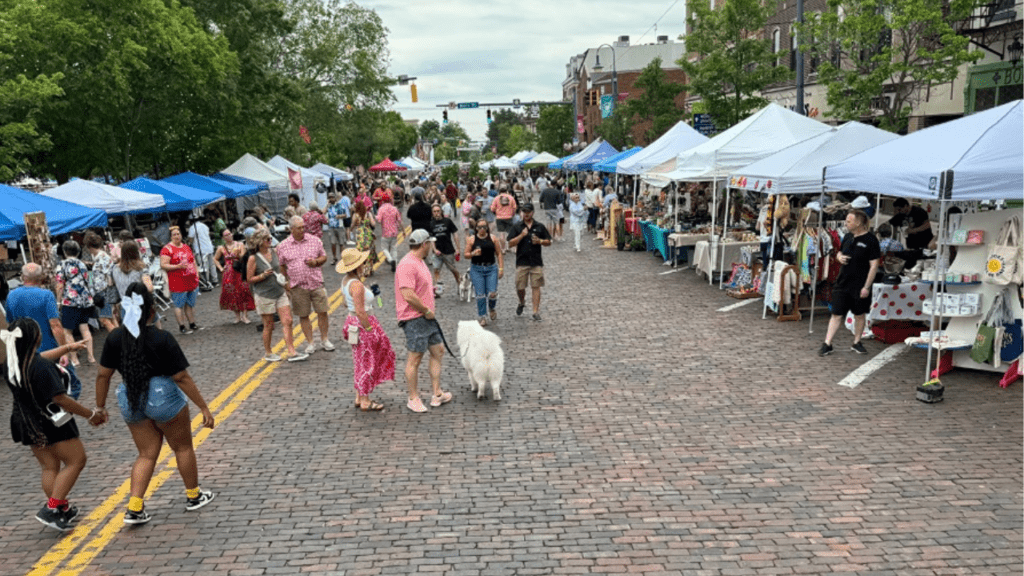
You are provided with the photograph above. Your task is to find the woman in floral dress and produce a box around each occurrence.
[336,248,394,411]
[213,230,255,324]
[351,202,378,274]
[54,240,95,365]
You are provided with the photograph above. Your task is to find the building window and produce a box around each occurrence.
[773,28,781,67]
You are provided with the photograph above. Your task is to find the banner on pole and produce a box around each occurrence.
[576,115,585,134]
[600,95,614,118]
[299,125,311,144]
[288,168,302,191]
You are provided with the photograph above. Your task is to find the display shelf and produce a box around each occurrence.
[943,242,986,247]
[919,280,983,286]
[911,343,973,351]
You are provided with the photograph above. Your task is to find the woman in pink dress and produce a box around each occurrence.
[336,248,394,411]
[213,230,255,324]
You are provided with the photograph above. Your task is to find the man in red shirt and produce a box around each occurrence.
[277,216,334,354]
[444,180,459,211]
[394,229,451,413]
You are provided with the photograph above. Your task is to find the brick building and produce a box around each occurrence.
[562,36,688,150]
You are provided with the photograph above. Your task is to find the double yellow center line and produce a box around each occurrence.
[28,228,409,576]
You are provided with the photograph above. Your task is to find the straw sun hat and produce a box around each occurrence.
[335,248,370,274]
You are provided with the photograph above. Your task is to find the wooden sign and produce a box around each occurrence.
[24,211,55,286]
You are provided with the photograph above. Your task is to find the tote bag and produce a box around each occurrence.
[985,216,1022,285]
[971,290,1007,364]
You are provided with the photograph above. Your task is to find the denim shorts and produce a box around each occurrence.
[170,288,198,309]
[400,316,443,354]
[117,376,188,424]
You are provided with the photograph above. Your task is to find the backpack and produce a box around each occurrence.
[500,194,510,206]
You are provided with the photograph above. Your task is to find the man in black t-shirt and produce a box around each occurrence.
[507,203,552,321]
[428,204,461,295]
[407,195,432,233]
[888,198,933,250]
[820,210,881,356]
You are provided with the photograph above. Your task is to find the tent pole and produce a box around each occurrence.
[761,198,778,320]
[809,168,827,334]
[923,174,946,383]
[874,193,881,229]
[709,181,716,286]
[719,183,730,289]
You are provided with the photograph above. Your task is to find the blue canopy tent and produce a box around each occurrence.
[594,146,644,173]
[0,183,108,241]
[163,171,255,200]
[547,154,576,170]
[566,141,619,171]
[210,173,268,197]
[120,177,225,213]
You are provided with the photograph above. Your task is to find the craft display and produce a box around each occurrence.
[984,215,1022,285]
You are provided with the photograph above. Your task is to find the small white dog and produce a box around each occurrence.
[456,320,504,401]
[458,268,474,303]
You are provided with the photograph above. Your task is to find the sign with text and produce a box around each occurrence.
[457,102,479,109]
[692,113,716,136]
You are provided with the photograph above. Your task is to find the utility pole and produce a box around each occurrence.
[796,0,805,115]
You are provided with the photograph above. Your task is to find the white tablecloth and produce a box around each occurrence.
[845,281,933,335]
[694,241,760,277]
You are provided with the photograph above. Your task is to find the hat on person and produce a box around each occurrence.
[408,229,435,245]
[243,227,256,238]
[521,202,535,212]
[335,248,369,274]
[851,195,871,209]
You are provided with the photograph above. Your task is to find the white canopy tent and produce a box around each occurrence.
[309,162,353,182]
[616,121,709,176]
[522,152,560,167]
[490,157,518,170]
[41,179,166,215]
[267,155,328,207]
[397,156,427,172]
[221,153,290,217]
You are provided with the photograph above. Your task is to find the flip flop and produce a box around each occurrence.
[360,400,385,412]
[430,391,453,407]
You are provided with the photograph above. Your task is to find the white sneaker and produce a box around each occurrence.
[304,343,316,354]
[321,340,336,351]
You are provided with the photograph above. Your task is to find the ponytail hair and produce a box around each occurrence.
[121,282,155,413]
[8,317,41,388]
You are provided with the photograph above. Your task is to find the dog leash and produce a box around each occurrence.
[431,319,458,358]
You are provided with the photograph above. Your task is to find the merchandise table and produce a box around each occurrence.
[694,240,760,278]
[640,221,672,261]
[667,233,708,267]
[845,281,933,335]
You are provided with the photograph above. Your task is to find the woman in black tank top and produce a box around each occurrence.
[464,220,505,326]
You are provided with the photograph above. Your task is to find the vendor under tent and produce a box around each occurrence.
[369,158,407,172]
[551,140,604,171]
[594,146,644,173]
[221,153,290,217]
[566,141,618,171]
[267,155,328,207]
[41,179,166,216]
[120,177,225,213]
[824,99,1023,383]
[309,162,353,182]
[0,183,109,241]
[490,157,519,170]
[616,121,709,176]
[522,152,560,168]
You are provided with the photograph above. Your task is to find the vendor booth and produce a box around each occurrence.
[615,121,709,175]
[594,147,643,174]
[221,153,290,217]
[164,171,256,202]
[0,183,108,241]
[522,152,560,168]
[310,162,354,182]
[826,100,1023,383]
[267,155,328,207]
[565,141,618,171]
[120,177,225,213]
[41,179,166,216]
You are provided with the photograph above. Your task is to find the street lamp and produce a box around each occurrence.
[1009,35,1023,66]
[591,44,619,115]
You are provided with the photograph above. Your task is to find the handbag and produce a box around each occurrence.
[971,289,1012,365]
[256,253,287,287]
[966,230,984,244]
[985,216,1021,285]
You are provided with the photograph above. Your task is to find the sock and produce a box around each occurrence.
[128,496,144,513]
[48,497,68,510]
[189,322,198,329]
[186,487,201,500]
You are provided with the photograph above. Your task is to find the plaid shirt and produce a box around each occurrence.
[377,203,402,238]
[276,234,326,290]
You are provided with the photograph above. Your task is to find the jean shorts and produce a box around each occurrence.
[170,288,198,309]
[400,316,443,354]
[117,376,188,424]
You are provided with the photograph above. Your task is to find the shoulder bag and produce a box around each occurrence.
[256,253,287,287]
[985,216,1021,285]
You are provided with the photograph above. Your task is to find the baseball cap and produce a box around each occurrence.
[521,202,535,212]
[408,229,436,245]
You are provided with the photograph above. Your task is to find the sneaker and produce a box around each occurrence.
[61,504,79,523]
[304,343,316,354]
[180,325,194,335]
[532,313,542,322]
[123,508,152,525]
[516,302,525,316]
[287,352,309,363]
[185,490,215,511]
[850,342,868,355]
[407,397,428,413]
[263,354,282,362]
[190,323,204,331]
[818,343,834,356]
[478,316,488,327]
[489,310,497,322]
[321,340,336,352]
[36,506,72,532]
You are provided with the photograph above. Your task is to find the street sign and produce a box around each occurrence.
[692,113,716,136]
[457,102,479,109]
[512,98,521,108]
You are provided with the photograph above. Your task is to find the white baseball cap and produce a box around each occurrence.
[408,229,436,245]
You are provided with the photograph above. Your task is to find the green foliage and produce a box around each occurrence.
[679,0,793,129]
[419,119,441,141]
[488,165,499,180]
[798,0,980,133]
[617,58,686,143]
[500,125,537,156]
[535,104,574,156]
[467,160,482,181]
[440,163,459,185]
[485,108,524,153]
[595,109,633,150]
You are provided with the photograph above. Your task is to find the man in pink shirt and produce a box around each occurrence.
[277,216,334,354]
[394,229,451,413]
[490,184,518,253]
[376,193,403,272]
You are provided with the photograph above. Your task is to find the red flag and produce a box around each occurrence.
[288,168,302,191]
[299,125,311,144]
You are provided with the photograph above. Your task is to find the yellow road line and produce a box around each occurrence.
[27,228,409,576]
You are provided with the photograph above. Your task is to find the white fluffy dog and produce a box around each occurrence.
[458,269,474,303]
[456,320,504,401]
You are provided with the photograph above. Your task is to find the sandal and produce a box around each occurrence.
[407,397,428,413]
[430,391,453,407]
[360,400,385,412]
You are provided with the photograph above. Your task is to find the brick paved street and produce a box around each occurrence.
[2,228,1021,576]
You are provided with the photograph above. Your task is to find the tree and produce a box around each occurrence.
[616,58,685,144]
[799,0,980,133]
[594,109,634,150]
[419,119,441,141]
[485,108,524,153]
[501,124,537,156]
[534,104,574,155]
[679,0,793,129]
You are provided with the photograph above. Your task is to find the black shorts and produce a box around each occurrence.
[831,288,871,316]
[342,217,352,229]
[11,412,80,447]
[61,306,93,330]
[496,218,514,233]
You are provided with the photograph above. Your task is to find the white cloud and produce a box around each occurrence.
[363,0,688,142]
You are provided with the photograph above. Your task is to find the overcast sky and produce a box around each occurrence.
[365,0,689,142]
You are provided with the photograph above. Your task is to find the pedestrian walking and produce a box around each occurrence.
[277,216,334,355]
[214,230,255,324]
[246,228,305,362]
[819,210,881,356]
[2,317,95,532]
[464,219,504,326]
[377,192,403,272]
[351,202,379,273]
[93,283,216,525]
[429,204,461,297]
[490,184,518,253]
[325,193,348,264]
[55,239,96,365]
[395,229,452,413]
[568,192,587,252]
[84,231,119,333]
[111,241,155,301]
[160,226,202,335]
[507,203,552,322]
[585,180,601,233]
[337,249,395,412]
[302,201,328,238]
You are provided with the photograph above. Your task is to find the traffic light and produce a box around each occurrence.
[410,83,418,103]
[486,109,492,124]
[442,110,448,124]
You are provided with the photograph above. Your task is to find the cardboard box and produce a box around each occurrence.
[944,303,961,316]
[959,305,977,316]
[962,293,980,306]
[942,293,961,307]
